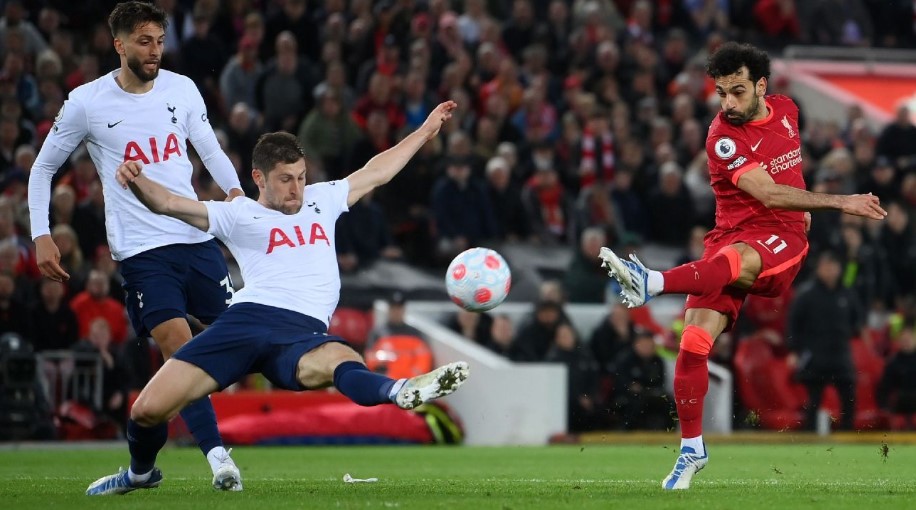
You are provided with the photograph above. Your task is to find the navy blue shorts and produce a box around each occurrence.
[120,240,233,337]
[171,303,347,391]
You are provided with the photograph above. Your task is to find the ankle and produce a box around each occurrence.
[647,270,664,296]
[128,468,152,484]
[387,378,407,402]
[680,436,705,457]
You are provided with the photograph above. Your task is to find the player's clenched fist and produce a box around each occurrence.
[116,160,144,188]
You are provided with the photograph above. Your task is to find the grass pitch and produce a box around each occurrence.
[1,442,913,509]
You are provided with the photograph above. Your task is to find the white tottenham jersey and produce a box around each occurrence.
[204,180,350,326]
[31,70,241,260]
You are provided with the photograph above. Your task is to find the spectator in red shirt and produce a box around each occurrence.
[754,0,801,45]
[70,269,128,345]
[352,72,405,132]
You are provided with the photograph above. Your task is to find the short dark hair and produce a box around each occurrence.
[706,42,770,84]
[252,132,305,174]
[108,1,168,38]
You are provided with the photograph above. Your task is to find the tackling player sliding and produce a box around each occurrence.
[599,42,886,490]
[84,102,469,496]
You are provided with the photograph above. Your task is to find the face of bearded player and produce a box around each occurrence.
[119,22,164,83]
[714,66,767,126]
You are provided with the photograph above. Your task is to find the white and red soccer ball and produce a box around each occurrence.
[445,248,511,312]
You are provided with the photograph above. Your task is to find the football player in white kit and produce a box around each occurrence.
[28,1,243,491]
[84,102,469,496]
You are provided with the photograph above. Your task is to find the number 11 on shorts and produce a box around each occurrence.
[763,234,787,254]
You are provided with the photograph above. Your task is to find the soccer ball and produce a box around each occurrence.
[445,248,511,312]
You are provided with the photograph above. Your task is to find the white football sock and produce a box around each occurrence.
[387,378,407,402]
[647,270,664,296]
[128,467,152,484]
[681,436,705,456]
[206,446,231,474]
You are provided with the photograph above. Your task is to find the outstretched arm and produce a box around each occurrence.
[116,161,211,232]
[736,166,887,220]
[345,101,456,207]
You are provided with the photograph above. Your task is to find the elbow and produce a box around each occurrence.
[377,174,394,187]
[155,197,176,215]
[369,170,393,189]
[368,164,393,186]
[142,200,164,214]
[758,189,782,209]
[143,195,167,215]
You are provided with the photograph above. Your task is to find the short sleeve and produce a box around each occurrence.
[307,179,350,218]
[44,97,89,153]
[204,200,241,240]
[328,179,350,216]
[706,134,759,186]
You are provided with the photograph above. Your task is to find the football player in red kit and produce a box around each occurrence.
[599,42,887,490]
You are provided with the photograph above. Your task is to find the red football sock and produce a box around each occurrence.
[661,247,741,296]
[674,326,713,438]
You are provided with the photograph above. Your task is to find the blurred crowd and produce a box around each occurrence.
[1,0,915,435]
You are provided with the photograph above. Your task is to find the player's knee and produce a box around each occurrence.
[731,243,763,287]
[319,342,363,367]
[680,325,714,357]
[297,342,363,388]
[129,395,170,427]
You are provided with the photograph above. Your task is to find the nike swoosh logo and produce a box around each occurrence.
[253,216,263,219]
[107,120,124,128]
[751,139,763,151]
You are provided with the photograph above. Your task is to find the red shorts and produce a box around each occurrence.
[685,227,809,330]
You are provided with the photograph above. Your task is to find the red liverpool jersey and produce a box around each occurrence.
[706,94,806,233]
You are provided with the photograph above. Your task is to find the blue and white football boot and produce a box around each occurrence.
[598,247,652,308]
[662,444,708,490]
[86,467,163,496]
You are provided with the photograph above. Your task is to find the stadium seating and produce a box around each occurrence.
[328,307,374,352]
[208,390,461,445]
[735,336,890,431]
[734,335,805,430]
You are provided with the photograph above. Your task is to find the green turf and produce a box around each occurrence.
[1,443,913,509]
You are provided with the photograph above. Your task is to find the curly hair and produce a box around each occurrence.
[706,42,771,84]
[108,1,168,38]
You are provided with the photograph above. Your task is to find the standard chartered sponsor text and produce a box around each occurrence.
[768,147,801,174]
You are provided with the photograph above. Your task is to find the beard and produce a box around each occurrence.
[273,196,301,215]
[127,55,159,82]
[279,204,300,215]
[724,94,760,126]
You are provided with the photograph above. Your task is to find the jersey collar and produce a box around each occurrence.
[746,99,774,126]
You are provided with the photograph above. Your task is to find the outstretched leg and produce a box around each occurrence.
[599,245,751,307]
[297,342,469,409]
